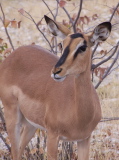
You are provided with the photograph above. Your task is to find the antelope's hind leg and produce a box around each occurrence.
[77,136,90,160]
[18,118,36,159]
[3,99,23,160]
[3,100,36,160]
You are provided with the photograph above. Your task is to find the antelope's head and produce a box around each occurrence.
[44,15,111,82]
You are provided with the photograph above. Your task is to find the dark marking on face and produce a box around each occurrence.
[70,33,84,39]
[74,40,87,59]
[55,46,70,68]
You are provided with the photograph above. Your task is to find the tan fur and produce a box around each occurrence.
[0,17,111,160]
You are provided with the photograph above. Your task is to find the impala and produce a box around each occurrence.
[0,15,111,160]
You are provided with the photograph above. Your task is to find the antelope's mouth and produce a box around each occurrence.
[51,73,66,82]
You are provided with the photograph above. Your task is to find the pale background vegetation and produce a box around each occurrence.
[0,0,119,159]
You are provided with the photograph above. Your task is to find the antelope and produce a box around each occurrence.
[0,15,111,160]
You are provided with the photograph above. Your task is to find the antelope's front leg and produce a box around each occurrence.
[77,136,91,160]
[47,130,59,160]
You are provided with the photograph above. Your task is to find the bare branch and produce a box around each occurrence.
[73,0,83,33]
[91,2,119,67]
[42,0,55,19]
[91,43,99,59]
[92,53,107,61]
[0,107,6,131]
[92,46,116,60]
[54,1,59,54]
[100,117,119,122]
[23,11,55,53]
[0,133,11,152]
[36,8,56,26]
[0,3,14,50]
[109,2,119,22]
[95,48,119,89]
[92,41,119,70]
[55,0,74,27]
[108,64,119,76]
[54,0,59,20]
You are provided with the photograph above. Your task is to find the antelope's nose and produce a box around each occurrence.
[51,67,62,80]
[52,67,62,75]
[51,67,66,82]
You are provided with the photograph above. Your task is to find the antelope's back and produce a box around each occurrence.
[0,45,59,98]
[0,45,75,122]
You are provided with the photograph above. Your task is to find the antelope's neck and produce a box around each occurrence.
[75,70,92,98]
[74,66,94,118]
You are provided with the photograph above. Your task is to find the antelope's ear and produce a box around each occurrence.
[89,22,112,46]
[44,15,71,39]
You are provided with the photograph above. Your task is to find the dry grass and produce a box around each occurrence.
[0,0,119,159]
[91,77,119,160]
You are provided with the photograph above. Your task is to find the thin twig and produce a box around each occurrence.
[92,41,119,70]
[0,107,6,131]
[0,3,14,50]
[73,0,83,33]
[100,117,119,122]
[56,0,74,27]
[92,1,119,67]
[92,45,116,60]
[109,2,119,22]
[108,64,119,76]
[24,11,54,53]
[53,0,59,54]
[36,9,56,26]
[42,0,55,19]
[91,43,99,59]
[95,49,119,89]
[0,133,11,152]
[54,0,59,21]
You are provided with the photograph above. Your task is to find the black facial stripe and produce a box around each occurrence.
[55,46,70,68]
[70,33,84,39]
[74,40,87,59]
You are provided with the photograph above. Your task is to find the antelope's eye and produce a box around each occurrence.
[79,40,87,52]
[79,44,87,52]
[74,41,87,59]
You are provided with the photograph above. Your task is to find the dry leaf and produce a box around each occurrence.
[37,20,42,26]
[107,129,111,136]
[4,48,12,55]
[3,43,8,48]
[36,128,40,136]
[18,8,25,15]
[84,16,90,24]
[100,50,107,55]
[92,14,98,20]
[59,0,66,8]
[95,67,107,81]
[76,27,82,33]
[62,19,69,27]
[72,13,77,21]
[11,20,17,28]
[30,148,37,154]
[18,21,21,28]
[39,147,44,154]
[31,42,35,45]
[42,130,46,137]
[0,38,3,44]
[5,137,11,145]
[4,19,11,28]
